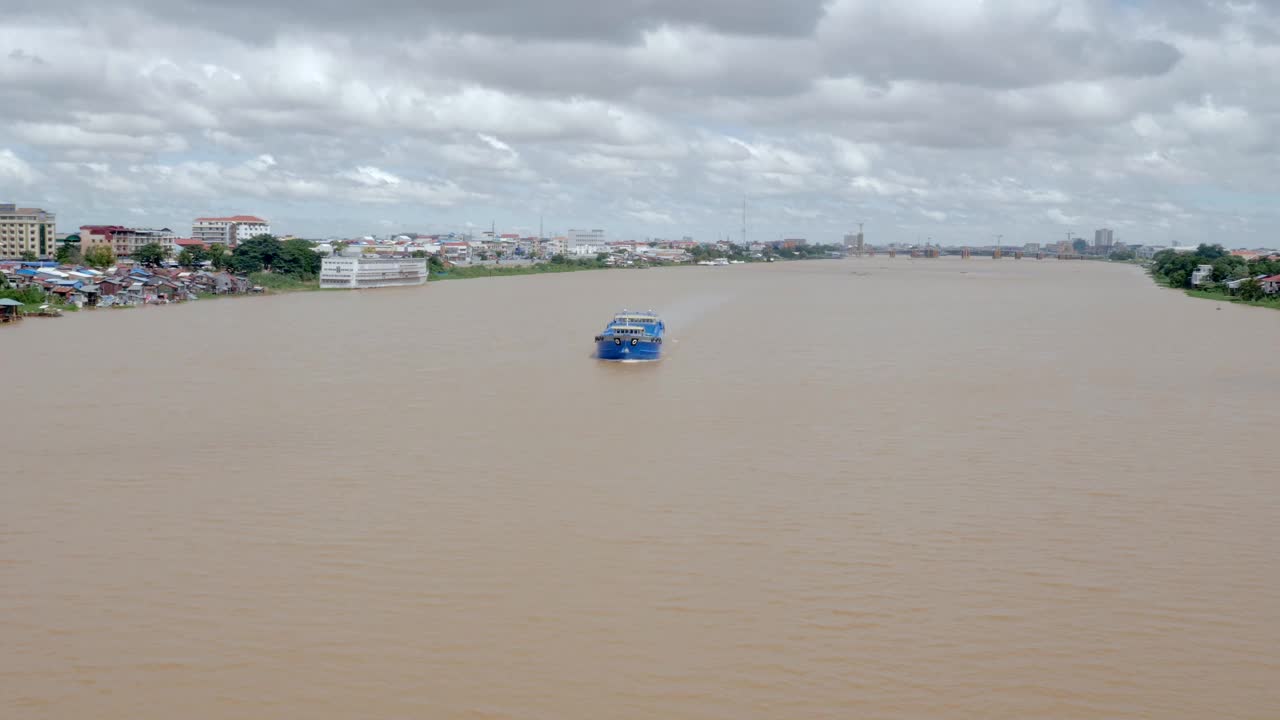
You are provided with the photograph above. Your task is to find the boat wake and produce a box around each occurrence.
[658,293,735,329]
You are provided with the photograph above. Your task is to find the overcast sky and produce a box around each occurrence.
[2,0,1278,246]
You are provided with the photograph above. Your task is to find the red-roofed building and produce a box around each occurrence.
[80,225,176,258]
[194,215,267,223]
[1260,275,1280,295]
[192,215,270,247]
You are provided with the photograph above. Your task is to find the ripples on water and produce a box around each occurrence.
[3,259,1279,719]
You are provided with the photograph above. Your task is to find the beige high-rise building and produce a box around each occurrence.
[0,203,57,259]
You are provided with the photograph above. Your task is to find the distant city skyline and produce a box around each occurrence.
[3,1,1278,246]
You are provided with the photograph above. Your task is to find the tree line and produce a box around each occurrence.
[44,234,321,279]
[1151,244,1280,302]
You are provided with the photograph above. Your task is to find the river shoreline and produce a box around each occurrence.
[3,258,732,324]
[1144,268,1280,311]
[1181,287,1280,310]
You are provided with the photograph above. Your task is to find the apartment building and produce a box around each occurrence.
[80,226,177,258]
[192,215,270,246]
[0,203,56,259]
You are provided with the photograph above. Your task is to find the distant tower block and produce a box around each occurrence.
[845,226,865,257]
[961,247,971,259]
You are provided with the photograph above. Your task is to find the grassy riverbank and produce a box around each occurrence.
[1184,288,1280,310]
[248,271,320,293]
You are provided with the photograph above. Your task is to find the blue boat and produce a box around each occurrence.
[595,310,665,361]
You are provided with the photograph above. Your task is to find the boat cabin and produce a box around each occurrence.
[612,313,659,326]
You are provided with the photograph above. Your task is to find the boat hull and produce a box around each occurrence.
[596,339,662,361]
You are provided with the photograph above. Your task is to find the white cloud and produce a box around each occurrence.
[12,123,189,154]
[1047,208,1080,225]
[0,0,1276,246]
[343,166,402,187]
[626,209,674,224]
[0,148,39,184]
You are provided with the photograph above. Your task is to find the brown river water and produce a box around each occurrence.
[2,258,1278,719]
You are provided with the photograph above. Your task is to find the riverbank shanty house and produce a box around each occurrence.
[0,297,22,323]
[188,271,251,295]
[98,277,127,298]
[142,275,184,301]
[78,283,101,307]
[49,284,78,304]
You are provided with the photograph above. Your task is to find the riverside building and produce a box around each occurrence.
[192,215,270,246]
[0,204,56,259]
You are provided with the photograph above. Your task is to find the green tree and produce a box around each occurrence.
[133,242,168,267]
[1248,257,1280,278]
[1211,256,1246,283]
[204,243,228,270]
[229,235,282,274]
[178,246,209,268]
[1109,247,1135,261]
[273,239,322,278]
[83,245,116,269]
[55,241,80,265]
[1196,244,1226,260]
[19,250,37,261]
[1238,278,1265,302]
[1152,249,1201,287]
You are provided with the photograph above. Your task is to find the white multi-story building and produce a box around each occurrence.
[192,215,270,246]
[0,203,56,259]
[320,251,429,289]
[567,228,606,249]
[571,243,607,257]
[1094,228,1115,248]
